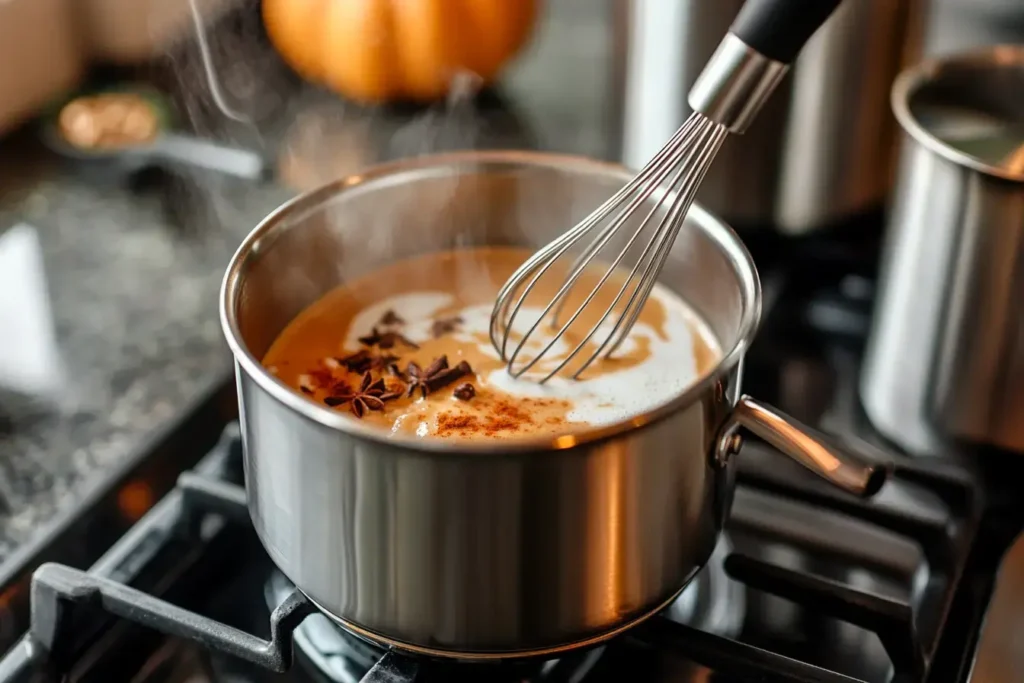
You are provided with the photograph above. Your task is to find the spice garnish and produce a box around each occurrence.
[338,349,399,374]
[330,380,353,396]
[378,310,405,327]
[338,350,372,373]
[324,371,400,417]
[431,316,464,338]
[453,383,476,401]
[358,327,419,350]
[406,356,474,398]
[371,353,400,371]
[406,356,447,397]
[308,367,335,389]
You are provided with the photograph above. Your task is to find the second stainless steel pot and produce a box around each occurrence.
[220,151,887,658]
[861,47,1024,455]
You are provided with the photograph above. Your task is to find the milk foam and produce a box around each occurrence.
[345,286,719,427]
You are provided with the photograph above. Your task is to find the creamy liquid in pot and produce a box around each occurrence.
[263,247,721,440]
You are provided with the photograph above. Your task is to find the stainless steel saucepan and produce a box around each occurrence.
[861,47,1024,455]
[219,151,888,658]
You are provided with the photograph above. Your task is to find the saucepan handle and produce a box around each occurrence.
[718,395,889,497]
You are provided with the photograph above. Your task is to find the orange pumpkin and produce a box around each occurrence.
[262,0,541,104]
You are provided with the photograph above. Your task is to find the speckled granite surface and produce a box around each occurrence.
[0,176,290,556]
[0,0,613,560]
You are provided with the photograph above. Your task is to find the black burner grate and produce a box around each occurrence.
[0,424,981,683]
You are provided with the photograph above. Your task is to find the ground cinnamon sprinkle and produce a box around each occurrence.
[435,396,569,437]
[436,413,480,434]
[491,399,534,424]
[486,418,519,433]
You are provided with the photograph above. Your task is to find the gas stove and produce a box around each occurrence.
[0,228,1020,683]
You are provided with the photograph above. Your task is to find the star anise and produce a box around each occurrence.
[338,349,400,374]
[406,356,473,399]
[337,349,372,373]
[378,309,405,327]
[358,326,419,350]
[406,356,446,398]
[324,372,400,417]
[371,353,400,371]
[431,316,464,338]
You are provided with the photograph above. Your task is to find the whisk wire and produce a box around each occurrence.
[489,117,701,363]
[491,0,846,382]
[549,116,703,304]
[558,119,728,380]
[537,120,725,381]
[501,120,711,378]
[548,115,706,327]
[491,117,701,327]
[491,113,730,381]
[491,189,619,357]
[598,123,729,360]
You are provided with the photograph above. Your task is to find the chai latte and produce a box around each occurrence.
[263,247,721,440]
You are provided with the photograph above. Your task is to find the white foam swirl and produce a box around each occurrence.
[345,285,717,427]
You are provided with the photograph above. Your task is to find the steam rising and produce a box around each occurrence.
[177,2,623,369]
[188,0,252,124]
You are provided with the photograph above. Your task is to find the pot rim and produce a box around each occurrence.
[220,150,762,454]
[891,44,1024,183]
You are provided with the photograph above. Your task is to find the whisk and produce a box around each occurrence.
[490,0,843,382]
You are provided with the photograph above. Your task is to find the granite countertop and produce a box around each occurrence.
[0,0,613,560]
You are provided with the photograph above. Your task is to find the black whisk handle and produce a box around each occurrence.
[730,0,844,64]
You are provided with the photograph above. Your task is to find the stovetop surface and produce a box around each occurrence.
[3,428,979,683]
[0,225,1021,683]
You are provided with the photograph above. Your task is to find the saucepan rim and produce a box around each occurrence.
[891,44,1024,183]
[220,150,761,454]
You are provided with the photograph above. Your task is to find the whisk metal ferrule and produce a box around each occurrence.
[687,33,789,134]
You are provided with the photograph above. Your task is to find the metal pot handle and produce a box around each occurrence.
[718,395,889,497]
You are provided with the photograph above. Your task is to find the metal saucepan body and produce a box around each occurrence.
[861,46,1024,455]
[220,151,886,658]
